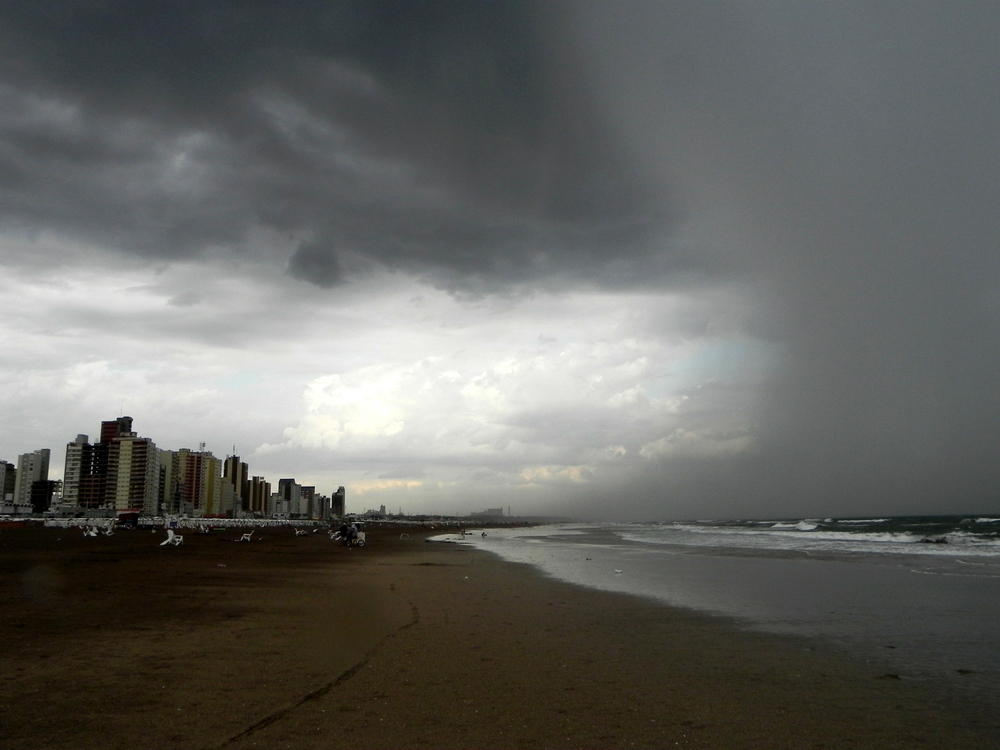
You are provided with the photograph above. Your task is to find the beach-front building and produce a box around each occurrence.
[246,475,271,516]
[13,448,49,508]
[109,435,159,514]
[11,415,345,520]
[159,447,223,517]
[223,455,249,512]
[0,459,16,503]
[332,486,346,518]
[61,418,160,515]
[61,434,89,507]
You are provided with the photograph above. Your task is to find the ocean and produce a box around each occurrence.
[440,516,1000,712]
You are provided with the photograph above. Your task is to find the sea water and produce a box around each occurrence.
[442,516,1000,712]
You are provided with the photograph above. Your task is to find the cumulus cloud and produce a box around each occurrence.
[256,290,768,510]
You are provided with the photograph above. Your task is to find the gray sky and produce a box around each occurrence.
[1,1,998,519]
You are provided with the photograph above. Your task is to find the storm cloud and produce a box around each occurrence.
[2,1,999,518]
[0,1,674,287]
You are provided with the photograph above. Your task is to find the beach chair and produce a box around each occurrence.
[160,529,184,546]
[294,529,308,537]
[239,530,254,542]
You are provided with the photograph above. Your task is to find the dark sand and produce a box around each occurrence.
[1,524,994,749]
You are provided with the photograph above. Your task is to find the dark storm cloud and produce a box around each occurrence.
[0,0,675,286]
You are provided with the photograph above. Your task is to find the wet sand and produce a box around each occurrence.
[1,524,994,749]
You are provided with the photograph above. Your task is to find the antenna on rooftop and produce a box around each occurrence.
[198,441,205,453]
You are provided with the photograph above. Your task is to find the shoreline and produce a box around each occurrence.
[2,526,995,748]
[455,522,1000,719]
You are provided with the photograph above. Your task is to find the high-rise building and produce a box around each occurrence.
[61,434,90,508]
[0,460,16,502]
[331,486,346,518]
[84,417,160,514]
[277,478,301,516]
[202,453,223,516]
[218,481,237,517]
[78,439,109,509]
[109,435,160,513]
[158,449,176,513]
[267,491,281,518]
[63,417,160,512]
[101,416,134,445]
[13,449,50,506]
[315,494,331,520]
[159,448,222,516]
[247,476,271,516]
[223,455,249,514]
[300,486,316,519]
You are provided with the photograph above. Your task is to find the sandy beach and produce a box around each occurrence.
[1,524,994,749]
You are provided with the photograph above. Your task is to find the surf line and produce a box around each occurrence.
[213,578,421,749]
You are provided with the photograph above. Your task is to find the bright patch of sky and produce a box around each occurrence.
[0,234,771,513]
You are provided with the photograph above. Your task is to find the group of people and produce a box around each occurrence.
[335,521,361,546]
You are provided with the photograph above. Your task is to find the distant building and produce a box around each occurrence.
[78,438,110,509]
[61,434,89,508]
[314,494,331,520]
[159,448,221,516]
[277,478,302,517]
[71,417,159,512]
[0,460,16,502]
[247,476,271,516]
[13,449,50,507]
[110,435,159,513]
[268,491,286,518]
[101,416,134,444]
[300,485,316,519]
[330,486,345,518]
[218,481,237,517]
[223,455,249,514]
[470,507,504,518]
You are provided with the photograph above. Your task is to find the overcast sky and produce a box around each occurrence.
[2,1,999,519]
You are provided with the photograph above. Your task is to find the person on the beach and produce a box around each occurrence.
[338,522,349,543]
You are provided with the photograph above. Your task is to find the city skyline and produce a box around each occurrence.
[1,414,346,520]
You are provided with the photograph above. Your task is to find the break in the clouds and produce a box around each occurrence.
[2,2,1000,518]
